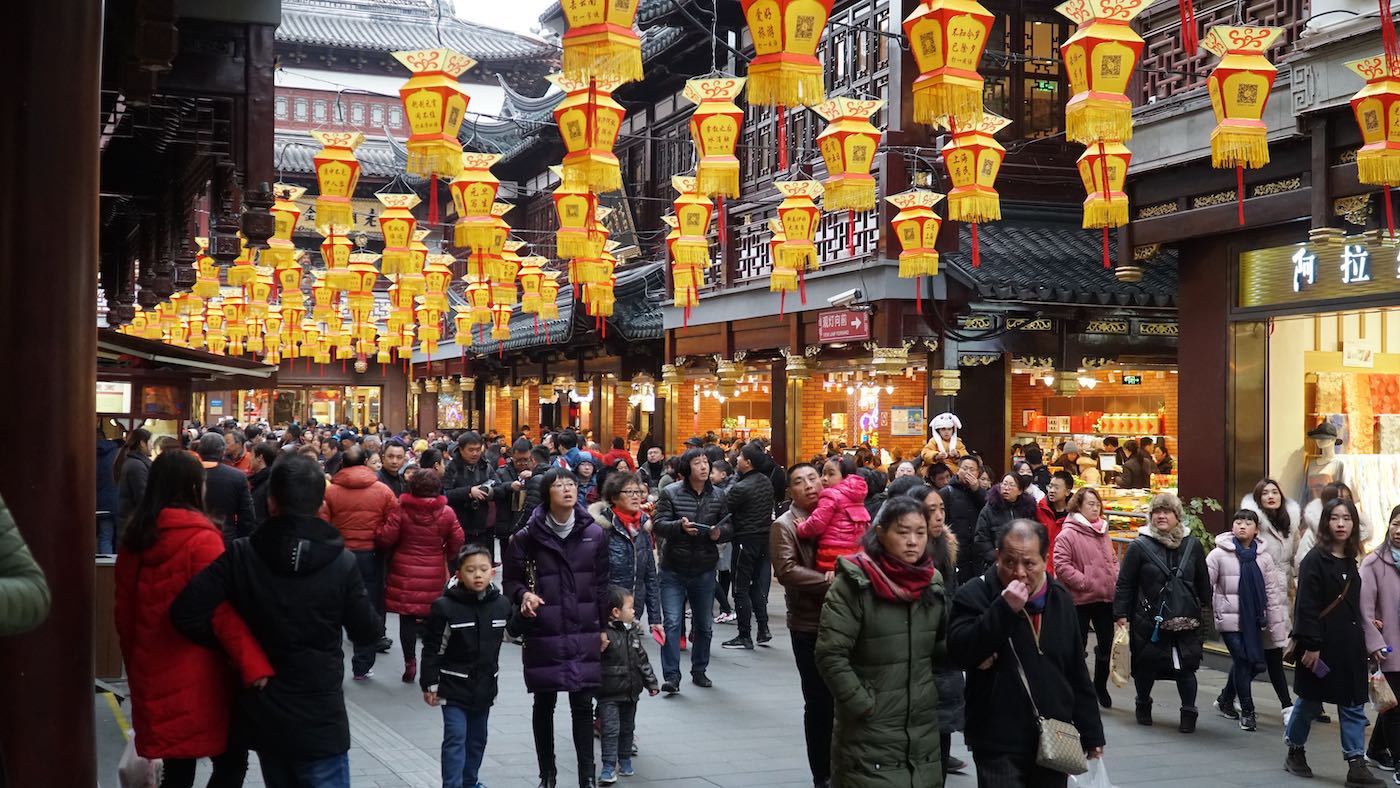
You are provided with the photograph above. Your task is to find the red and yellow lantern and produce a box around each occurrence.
[376,193,420,275]
[518,256,548,316]
[684,76,747,198]
[490,302,513,342]
[344,250,381,317]
[450,152,502,250]
[775,180,823,273]
[310,131,364,232]
[1057,0,1148,145]
[768,217,800,313]
[491,240,523,307]
[310,272,337,322]
[1077,141,1131,267]
[320,230,355,291]
[263,185,306,269]
[423,252,455,312]
[672,176,714,266]
[244,268,274,318]
[277,256,306,307]
[1204,25,1283,225]
[903,0,995,126]
[539,272,562,321]
[392,49,475,178]
[226,235,255,286]
[887,189,944,281]
[740,0,834,107]
[1347,54,1400,234]
[192,237,221,298]
[814,97,884,211]
[552,167,603,259]
[559,0,643,85]
[550,72,625,193]
[940,111,1008,266]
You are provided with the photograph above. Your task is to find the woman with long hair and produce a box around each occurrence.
[114,451,273,788]
[817,496,948,787]
[1284,498,1386,786]
[114,427,153,537]
[1299,482,1374,564]
[1053,486,1119,708]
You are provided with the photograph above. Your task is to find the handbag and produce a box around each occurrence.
[1282,578,1350,663]
[1008,637,1089,776]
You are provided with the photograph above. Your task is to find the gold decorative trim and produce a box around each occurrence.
[958,353,1000,367]
[958,315,996,330]
[1338,149,1359,164]
[1012,355,1054,369]
[1006,317,1054,331]
[1334,194,1373,227]
[1081,356,1115,369]
[1193,190,1237,209]
[1252,177,1301,197]
[1138,321,1180,337]
[1133,243,1161,261]
[1136,201,1179,219]
[1084,318,1130,334]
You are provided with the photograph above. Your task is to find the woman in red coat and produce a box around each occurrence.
[376,467,464,683]
[114,450,273,788]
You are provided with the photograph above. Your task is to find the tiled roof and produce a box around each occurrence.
[274,132,406,177]
[941,216,1177,308]
[278,0,559,62]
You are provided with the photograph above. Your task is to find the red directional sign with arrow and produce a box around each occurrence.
[816,309,871,343]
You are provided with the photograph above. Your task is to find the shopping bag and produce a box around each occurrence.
[1372,670,1398,714]
[117,734,162,788]
[1070,758,1117,788]
[1108,624,1131,688]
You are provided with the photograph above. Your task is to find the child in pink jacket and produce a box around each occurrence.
[797,457,871,573]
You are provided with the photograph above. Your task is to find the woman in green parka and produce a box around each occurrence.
[817,495,949,788]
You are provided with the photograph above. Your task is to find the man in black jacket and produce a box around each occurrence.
[493,438,535,558]
[196,432,257,544]
[941,455,987,581]
[652,448,731,692]
[172,453,382,788]
[247,443,279,528]
[722,442,777,650]
[512,445,553,535]
[948,519,1105,783]
[443,432,495,557]
[378,439,408,498]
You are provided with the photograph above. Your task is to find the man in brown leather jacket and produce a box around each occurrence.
[769,462,833,788]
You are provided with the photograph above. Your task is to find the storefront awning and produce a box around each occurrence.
[97,329,278,380]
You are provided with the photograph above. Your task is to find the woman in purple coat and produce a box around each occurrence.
[503,465,611,788]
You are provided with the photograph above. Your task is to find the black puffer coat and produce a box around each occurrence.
[653,480,731,576]
[420,582,513,711]
[1113,528,1211,678]
[940,478,985,580]
[599,620,659,703]
[971,488,1038,574]
[726,469,776,541]
[1293,548,1371,706]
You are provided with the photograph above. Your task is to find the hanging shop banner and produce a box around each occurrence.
[817,308,872,342]
[1238,239,1400,309]
[890,406,926,436]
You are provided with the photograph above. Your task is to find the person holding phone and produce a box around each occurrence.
[1284,498,1386,786]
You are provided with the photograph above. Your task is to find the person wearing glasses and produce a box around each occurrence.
[590,472,664,644]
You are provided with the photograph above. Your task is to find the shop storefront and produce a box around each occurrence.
[1227,236,1400,549]
[1009,365,1179,467]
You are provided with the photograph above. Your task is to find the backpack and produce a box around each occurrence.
[1136,536,1201,639]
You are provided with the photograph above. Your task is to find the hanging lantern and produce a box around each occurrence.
[774,179,824,272]
[244,268,274,318]
[376,193,421,275]
[903,0,995,127]
[450,152,503,250]
[276,259,305,307]
[464,275,493,330]
[344,250,381,317]
[518,256,547,315]
[492,240,523,307]
[567,208,613,289]
[391,49,476,178]
[1077,141,1131,268]
[768,217,800,311]
[550,72,625,193]
[887,189,945,279]
[320,230,355,291]
[814,97,885,211]
[684,76,747,198]
[192,237,221,298]
[584,278,616,319]
[671,176,714,266]
[1348,53,1400,236]
[263,185,306,269]
[665,215,705,313]
[539,272,562,320]
[490,302,513,342]
[559,0,643,84]
[940,111,1009,267]
[740,0,834,107]
[552,166,602,259]
[310,272,337,322]
[226,235,255,287]
[1203,25,1283,225]
[423,252,454,311]
[310,131,364,232]
[1058,0,1149,145]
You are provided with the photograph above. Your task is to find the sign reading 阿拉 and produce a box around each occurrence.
[817,309,871,343]
[1239,240,1400,309]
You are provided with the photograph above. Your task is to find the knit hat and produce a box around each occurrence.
[1061,440,1081,454]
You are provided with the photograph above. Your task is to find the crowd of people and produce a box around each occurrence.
[93,414,1400,788]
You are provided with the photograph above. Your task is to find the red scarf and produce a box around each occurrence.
[850,551,938,604]
[613,507,642,536]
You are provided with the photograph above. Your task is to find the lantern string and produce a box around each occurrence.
[1178,0,1199,54]
[1236,165,1245,226]
[1102,226,1111,270]
[971,222,980,268]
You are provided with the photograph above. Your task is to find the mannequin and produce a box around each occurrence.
[1304,422,1346,502]
[920,412,965,468]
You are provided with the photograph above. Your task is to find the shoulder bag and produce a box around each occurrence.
[1283,577,1350,663]
[1137,537,1201,637]
[1008,637,1089,776]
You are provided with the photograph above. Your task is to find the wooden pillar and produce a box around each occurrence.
[954,356,1009,476]
[769,360,789,467]
[0,4,101,786]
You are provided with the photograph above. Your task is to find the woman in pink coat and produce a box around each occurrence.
[1360,504,1400,767]
[376,468,464,683]
[1206,509,1289,732]
[1052,486,1118,708]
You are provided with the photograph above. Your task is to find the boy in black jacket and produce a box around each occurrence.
[598,586,660,785]
[421,544,514,788]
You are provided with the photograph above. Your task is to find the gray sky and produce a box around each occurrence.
[458,0,556,34]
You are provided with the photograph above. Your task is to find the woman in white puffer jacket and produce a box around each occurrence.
[1295,482,1374,568]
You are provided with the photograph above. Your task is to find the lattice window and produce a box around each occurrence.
[275,97,288,121]
[1135,0,1307,104]
[294,98,309,122]
[734,212,776,284]
[979,8,1070,139]
[651,120,692,191]
[815,208,879,264]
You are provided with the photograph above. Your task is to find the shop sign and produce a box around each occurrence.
[97,381,131,414]
[890,407,925,436]
[1046,416,1072,432]
[1239,240,1400,309]
[209,398,223,415]
[1343,339,1377,368]
[1122,374,1143,385]
[817,309,871,342]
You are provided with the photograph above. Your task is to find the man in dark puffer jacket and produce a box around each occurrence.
[941,455,988,581]
[722,442,777,650]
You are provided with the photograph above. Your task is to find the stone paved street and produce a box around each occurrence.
[97,587,1375,788]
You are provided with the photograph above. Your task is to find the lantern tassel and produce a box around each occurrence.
[699,161,740,198]
[847,210,855,257]
[717,196,728,251]
[1382,0,1400,63]
[1066,99,1134,145]
[1237,165,1246,226]
[798,267,807,305]
[429,175,440,227]
[779,290,786,317]
[747,62,823,107]
[1178,0,1199,54]
[971,222,981,268]
[915,276,922,314]
[778,105,788,171]
[913,83,985,128]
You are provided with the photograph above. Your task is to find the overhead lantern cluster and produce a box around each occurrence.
[740,0,834,169]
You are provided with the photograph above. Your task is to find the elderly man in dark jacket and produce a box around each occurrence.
[493,438,535,559]
[196,432,257,544]
[941,455,988,581]
[443,432,496,557]
[653,448,732,693]
[949,519,1106,785]
[722,441,778,650]
[172,454,382,786]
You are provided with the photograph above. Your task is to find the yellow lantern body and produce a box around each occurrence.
[814,97,885,211]
[451,152,503,250]
[1076,141,1132,229]
[552,174,602,260]
[774,180,823,271]
[277,264,305,306]
[768,218,797,294]
[226,235,255,286]
[264,184,306,268]
[423,254,454,311]
[740,0,834,106]
[490,302,513,341]
[192,237,221,298]
[903,0,995,126]
[684,77,747,197]
[1346,55,1400,186]
[886,190,945,277]
[560,0,643,84]
[245,269,274,318]
[671,176,714,265]
[392,49,476,177]
[1203,26,1283,169]
[540,274,562,320]
[320,231,355,291]
[550,73,625,193]
[1058,0,1148,144]
[310,131,364,232]
[518,256,547,314]
[376,193,421,275]
[939,112,1009,222]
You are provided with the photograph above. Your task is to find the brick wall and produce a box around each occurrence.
[491,388,514,437]
[1008,371,1179,452]
[611,385,631,441]
[797,374,929,464]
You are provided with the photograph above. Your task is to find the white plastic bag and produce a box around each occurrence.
[1070,758,1116,788]
[117,734,163,788]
